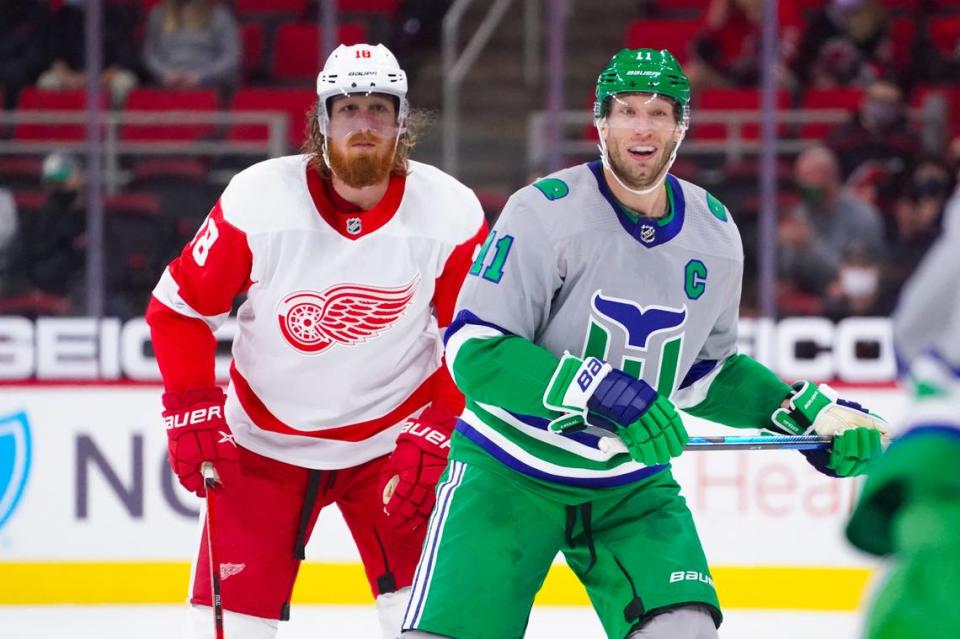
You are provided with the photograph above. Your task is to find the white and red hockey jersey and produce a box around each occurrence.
[147,155,487,469]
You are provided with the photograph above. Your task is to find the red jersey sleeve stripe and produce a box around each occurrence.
[433,219,489,328]
[428,219,487,418]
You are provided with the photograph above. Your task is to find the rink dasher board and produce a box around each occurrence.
[0,385,902,608]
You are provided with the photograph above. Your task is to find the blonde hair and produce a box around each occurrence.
[161,0,213,32]
[301,99,429,179]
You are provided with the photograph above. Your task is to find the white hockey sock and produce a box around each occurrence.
[626,605,718,639]
[376,587,412,639]
[183,604,279,639]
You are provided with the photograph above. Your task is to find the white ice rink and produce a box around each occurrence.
[1,605,863,638]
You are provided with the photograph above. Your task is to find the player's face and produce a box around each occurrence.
[326,94,399,188]
[601,94,683,190]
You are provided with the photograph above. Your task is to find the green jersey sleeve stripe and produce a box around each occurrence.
[460,405,655,478]
[474,400,618,462]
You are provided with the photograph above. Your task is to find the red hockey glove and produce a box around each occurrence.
[379,406,456,534]
[162,387,239,497]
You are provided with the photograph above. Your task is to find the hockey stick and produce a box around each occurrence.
[202,462,225,639]
[599,434,832,455]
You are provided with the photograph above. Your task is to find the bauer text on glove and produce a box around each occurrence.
[543,353,688,466]
[162,387,239,496]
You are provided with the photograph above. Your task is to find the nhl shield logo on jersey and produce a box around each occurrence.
[639,224,656,243]
[346,217,362,235]
[0,411,32,531]
[276,277,420,354]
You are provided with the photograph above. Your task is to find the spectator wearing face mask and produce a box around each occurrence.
[7,153,87,299]
[779,146,888,303]
[823,242,886,318]
[827,79,923,179]
[143,0,239,92]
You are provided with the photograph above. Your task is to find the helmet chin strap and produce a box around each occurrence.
[595,120,686,196]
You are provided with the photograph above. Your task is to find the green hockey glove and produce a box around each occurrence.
[544,353,687,466]
[771,381,887,477]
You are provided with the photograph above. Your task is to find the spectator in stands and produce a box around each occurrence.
[143,0,239,93]
[827,79,922,179]
[794,0,894,88]
[887,158,956,297]
[37,0,141,107]
[0,0,54,109]
[806,36,874,89]
[688,0,803,90]
[0,188,17,293]
[822,241,886,317]
[7,153,86,299]
[779,146,888,303]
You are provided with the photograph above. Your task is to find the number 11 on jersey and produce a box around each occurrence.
[469,231,514,284]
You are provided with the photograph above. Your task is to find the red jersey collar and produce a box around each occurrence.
[305,164,406,240]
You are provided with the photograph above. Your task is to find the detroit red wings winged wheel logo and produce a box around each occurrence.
[276,277,420,354]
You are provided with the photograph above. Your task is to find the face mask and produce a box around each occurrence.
[51,190,79,207]
[799,185,826,209]
[915,178,948,198]
[840,265,878,297]
[862,99,901,130]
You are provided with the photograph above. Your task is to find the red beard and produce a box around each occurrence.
[328,132,395,188]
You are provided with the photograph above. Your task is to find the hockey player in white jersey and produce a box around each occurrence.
[146,43,487,639]
[846,186,960,638]
[401,48,888,639]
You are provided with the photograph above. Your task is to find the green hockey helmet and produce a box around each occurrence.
[594,48,691,124]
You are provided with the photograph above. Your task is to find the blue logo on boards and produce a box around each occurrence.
[0,411,32,530]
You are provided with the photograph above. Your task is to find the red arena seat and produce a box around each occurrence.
[930,16,960,57]
[14,88,108,142]
[272,23,369,82]
[229,87,317,151]
[339,0,400,12]
[693,88,790,140]
[121,88,219,142]
[799,88,864,138]
[234,0,309,16]
[241,22,265,81]
[624,19,702,64]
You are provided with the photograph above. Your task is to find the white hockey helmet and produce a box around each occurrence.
[315,43,409,137]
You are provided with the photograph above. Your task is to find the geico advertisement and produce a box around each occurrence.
[0,386,905,566]
[1,315,896,382]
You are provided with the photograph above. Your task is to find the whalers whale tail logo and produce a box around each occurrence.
[587,292,688,395]
[593,292,687,350]
[0,411,32,531]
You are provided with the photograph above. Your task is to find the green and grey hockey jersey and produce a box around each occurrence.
[445,160,758,487]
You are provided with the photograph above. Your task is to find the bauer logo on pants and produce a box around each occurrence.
[276,277,420,354]
[0,411,32,531]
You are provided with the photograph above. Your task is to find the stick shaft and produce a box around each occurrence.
[202,462,225,639]
[600,435,831,454]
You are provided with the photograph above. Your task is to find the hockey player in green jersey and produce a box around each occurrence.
[401,48,888,639]
[846,192,960,639]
